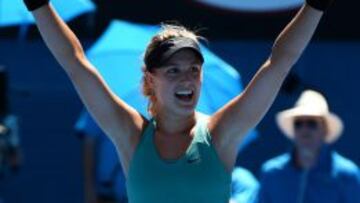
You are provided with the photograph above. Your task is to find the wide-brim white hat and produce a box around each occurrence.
[276,90,343,143]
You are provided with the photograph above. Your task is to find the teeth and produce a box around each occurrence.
[176,90,193,95]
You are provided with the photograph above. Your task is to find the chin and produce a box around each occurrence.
[172,104,197,117]
[178,106,196,116]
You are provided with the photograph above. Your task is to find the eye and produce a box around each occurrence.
[166,67,180,74]
[191,66,200,74]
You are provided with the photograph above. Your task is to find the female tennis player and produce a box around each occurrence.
[23,0,333,202]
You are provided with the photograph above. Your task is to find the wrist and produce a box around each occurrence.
[305,0,334,12]
[24,0,50,11]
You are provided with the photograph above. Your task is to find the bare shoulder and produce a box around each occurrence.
[110,112,150,175]
[207,112,241,171]
[110,110,149,153]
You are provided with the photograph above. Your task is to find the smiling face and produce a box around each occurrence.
[146,49,203,117]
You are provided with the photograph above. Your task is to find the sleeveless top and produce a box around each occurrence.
[126,113,231,203]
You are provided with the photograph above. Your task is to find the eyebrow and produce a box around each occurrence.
[165,60,202,67]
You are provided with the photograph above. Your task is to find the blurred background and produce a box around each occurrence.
[0,0,359,202]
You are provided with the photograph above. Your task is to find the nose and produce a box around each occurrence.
[177,71,190,83]
[181,68,198,82]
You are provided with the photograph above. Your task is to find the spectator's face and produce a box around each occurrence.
[147,49,203,116]
[293,116,327,153]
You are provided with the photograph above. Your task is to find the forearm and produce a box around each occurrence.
[271,4,323,68]
[31,4,86,73]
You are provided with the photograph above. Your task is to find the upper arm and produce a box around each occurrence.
[209,59,286,146]
[31,5,145,169]
[340,169,360,202]
[66,57,145,154]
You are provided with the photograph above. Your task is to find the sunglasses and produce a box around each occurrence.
[293,119,319,130]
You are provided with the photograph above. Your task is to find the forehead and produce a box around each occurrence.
[164,49,203,66]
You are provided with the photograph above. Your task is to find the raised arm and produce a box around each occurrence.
[24,1,145,170]
[209,1,332,168]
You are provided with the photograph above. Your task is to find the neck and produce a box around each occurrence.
[155,111,197,136]
[295,147,321,170]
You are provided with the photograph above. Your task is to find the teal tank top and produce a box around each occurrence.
[126,113,231,203]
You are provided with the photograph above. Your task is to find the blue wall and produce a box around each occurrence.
[0,39,359,203]
[0,39,85,203]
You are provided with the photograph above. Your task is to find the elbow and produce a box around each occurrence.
[268,54,298,76]
[55,48,85,65]
[67,47,86,62]
[263,58,292,80]
[271,42,303,67]
[55,40,86,64]
[60,52,92,79]
[74,49,87,62]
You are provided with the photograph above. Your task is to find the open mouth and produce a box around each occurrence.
[174,90,194,102]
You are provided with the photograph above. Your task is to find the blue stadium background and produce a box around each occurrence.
[1,0,359,202]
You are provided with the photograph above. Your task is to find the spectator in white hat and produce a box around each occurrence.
[256,90,360,203]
